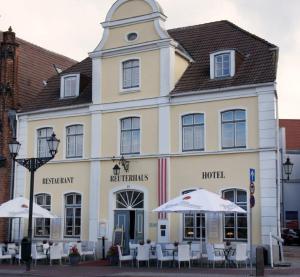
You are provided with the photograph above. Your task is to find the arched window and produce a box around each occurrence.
[34,193,51,237]
[182,113,204,151]
[120,117,140,155]
[122,59,140,89]
[221,109,246,149]
[182,190,206,240]
[115,190,144,209]
[37,127,53,158]
[66,125,83,158]
[64,193,81,238]
[222,189,247,240]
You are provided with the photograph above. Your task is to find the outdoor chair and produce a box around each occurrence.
[7,243,17,256]
[117,245,133,267]
[149,242,157,261]
[49,243,62,265]
[190,243,202,264]
[31,244,47,266]
[174,244,191,269]
[0,246,12,264]
[136,244,150,268]
[81,241,96,261]
[206,243,225,268]
[228,243,248,268]
[156,244,173,268]
[15,245,21,265]
[129,241,138,258]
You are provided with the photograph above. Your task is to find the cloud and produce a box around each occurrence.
[0,0,299,117]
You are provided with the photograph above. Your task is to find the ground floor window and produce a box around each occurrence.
[34,193,51,237]
[182,189,206,240]
[64,193,81,238]
[222,189,247,240]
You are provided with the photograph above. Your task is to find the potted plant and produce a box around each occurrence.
[107,245,119,265]
[139,240,144,245]
[69,245,81,266]
[173,241,179,247]
[146,239,151,244]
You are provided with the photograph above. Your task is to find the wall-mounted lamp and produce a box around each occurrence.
[283,157,293,181]
[112,155,130,175]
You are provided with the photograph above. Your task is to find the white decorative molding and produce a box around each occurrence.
[160,46,175,96]
[92,58,102,105]
[91,112,102,158]
[89,161,101,241]
[159,105,170,154]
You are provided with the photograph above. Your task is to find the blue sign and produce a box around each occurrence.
[250,168,255,183]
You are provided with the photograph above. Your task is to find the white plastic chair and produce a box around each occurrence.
[31,244,47,266]
[228,243,248,268]
[0,246,12,264]
[156,244,173,268]
[129,241,138,258]
[117,245,133,267]
[81,241,96,261]
[190,243,201,264]
[136,244,150,268]
[15,245,21,265]
[7,243,17,256]
[206,243,225,268]
[174,244,190,269]
[49,243,62,265]
[61,243,70,262]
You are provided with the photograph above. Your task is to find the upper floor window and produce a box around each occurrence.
[64,193,81,238]
[182,114,204,151]
[210,50,235,79]
[221,109,246,149]
[66,125,83,158]
[37,127,53,158]
[122,59,140,90]
[126,32,138,42]
[34,193,51,237]
[222,189,247,241]
[215,53,230,77]
[120,117,140,155]
[60,74,80,98]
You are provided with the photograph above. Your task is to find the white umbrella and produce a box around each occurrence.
[153,189,246,214]
[0,197,57,241]
[153,189,246,254]
[0,197,57,218]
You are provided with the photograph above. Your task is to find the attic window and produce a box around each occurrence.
[126,32,138,42]
[60,74,80,98]
[210,50,235,79]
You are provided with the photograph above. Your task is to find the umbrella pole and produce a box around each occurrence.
[19,217,21,241]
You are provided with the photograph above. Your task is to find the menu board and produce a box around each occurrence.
[113,228,123,247]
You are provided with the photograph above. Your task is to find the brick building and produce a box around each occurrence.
[0,27,76,241]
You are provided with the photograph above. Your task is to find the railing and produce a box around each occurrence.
[269,232,284,268]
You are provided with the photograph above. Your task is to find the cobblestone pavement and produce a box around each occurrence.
[0,246,299,277]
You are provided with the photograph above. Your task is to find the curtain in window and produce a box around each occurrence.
[34,194,51,237]
[64,76,77,97]
[120,117,140,154]
[37,127,53,158]
[64,193,81,237]
[122,60,139,89]
[182,114,204,151]
[66,125,83,158]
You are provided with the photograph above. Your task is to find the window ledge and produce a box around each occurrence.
[120,87,141,94]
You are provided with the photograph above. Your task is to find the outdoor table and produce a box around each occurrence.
[214,247,235,265]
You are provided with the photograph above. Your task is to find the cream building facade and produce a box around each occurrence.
[14,0,279,256]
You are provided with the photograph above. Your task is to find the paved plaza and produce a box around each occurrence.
[0,246,299,277]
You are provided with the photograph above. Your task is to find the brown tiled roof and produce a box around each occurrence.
[279,119,300,150]
[15,37,77,109]
[168,20,278,94]
[22,58,92,112]
[21,20,278,112]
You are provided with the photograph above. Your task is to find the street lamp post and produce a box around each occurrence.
[8,133,60,271]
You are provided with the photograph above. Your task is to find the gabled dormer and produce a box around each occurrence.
[60,73,80,99]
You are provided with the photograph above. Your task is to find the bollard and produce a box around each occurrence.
[256,246,265,276]
[21,237,31,262]
[102,237,106,260]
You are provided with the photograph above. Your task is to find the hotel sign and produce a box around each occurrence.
[110,174,149,182]
[42,177,74,185]
[202,171,225,179]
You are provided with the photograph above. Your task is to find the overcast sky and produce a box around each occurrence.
[0,0,299,118]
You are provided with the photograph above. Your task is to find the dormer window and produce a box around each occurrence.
[210,50,235,79]
[60,74,80,98]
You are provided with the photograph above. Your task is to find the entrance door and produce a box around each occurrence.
[114,210,130,252]
[114,190,145,252]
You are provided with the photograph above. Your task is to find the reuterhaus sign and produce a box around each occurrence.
[110,174,149,182]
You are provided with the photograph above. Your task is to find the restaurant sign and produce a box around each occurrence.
[110,174,149,182]
[42,177,74,185]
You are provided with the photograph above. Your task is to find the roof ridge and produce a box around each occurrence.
[167,20,226,32]
[16,36,78,64]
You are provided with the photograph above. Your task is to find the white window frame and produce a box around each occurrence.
[36,127,53,158]
[34,193,51,238]
[210,50,235,79]
[64,192,82,238]
[120,117,140,155]
[120,58,141,93]
[60,73,80,98]
[65,124,84,159]
[222,189,248,241]
[181,113,205,152]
